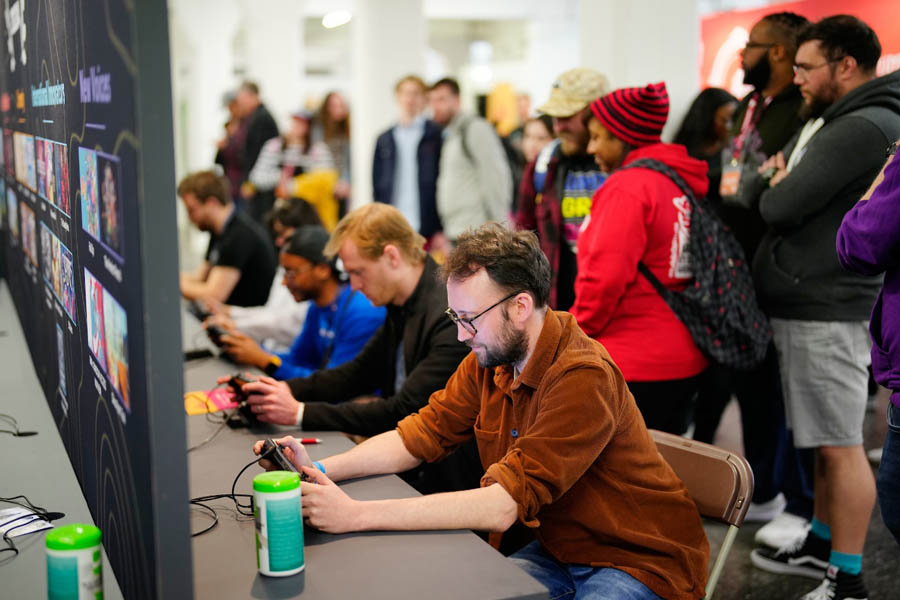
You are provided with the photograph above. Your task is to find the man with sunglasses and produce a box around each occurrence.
[254,223,710,600]
[748,16,900,600]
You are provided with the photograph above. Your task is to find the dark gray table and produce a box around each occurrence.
[182,309,548,600]
[0,282,125,599]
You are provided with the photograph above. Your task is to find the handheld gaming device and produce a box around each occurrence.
[226,373,260,427]
[259,439,299,473]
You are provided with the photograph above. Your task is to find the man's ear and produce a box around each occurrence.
[512,292,534,323]
[382,244,402,267]
[770,43,787,63]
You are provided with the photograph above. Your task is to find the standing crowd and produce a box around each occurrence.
[177,12,900,600]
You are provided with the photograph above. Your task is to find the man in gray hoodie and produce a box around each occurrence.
[748,15,900,600]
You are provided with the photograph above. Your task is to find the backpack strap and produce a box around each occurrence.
[624,158,700,207]
[623,158,698,296]
[458,115,475,166]
[636,261,669,296]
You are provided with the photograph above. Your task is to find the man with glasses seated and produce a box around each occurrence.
[747,15,900,600]
[255,223,710,600]
[216,225,385,380]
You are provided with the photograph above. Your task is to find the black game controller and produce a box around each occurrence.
[226,373,259,427]
[259,439,299,473]
[206,324,227,347]
[187,300,212,321]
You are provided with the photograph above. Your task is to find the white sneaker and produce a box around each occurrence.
[744,492,787,523]
[755,511,811,549]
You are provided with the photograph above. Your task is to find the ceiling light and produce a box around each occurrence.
[322,10,352,29]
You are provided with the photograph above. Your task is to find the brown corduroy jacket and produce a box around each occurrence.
[397,310,709,600]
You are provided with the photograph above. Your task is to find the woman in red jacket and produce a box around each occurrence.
[571,82,708,434]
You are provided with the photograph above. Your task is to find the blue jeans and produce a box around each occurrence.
[510,541,662,600]
[878,400,900,548]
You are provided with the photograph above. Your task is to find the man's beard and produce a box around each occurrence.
[559,129,589,157]
[469,316,529,369]
[743,56,771,90]
[799,83,838,120]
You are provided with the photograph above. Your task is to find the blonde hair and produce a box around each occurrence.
[325,203,426,263]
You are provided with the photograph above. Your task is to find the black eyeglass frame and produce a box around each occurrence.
[445,290,523,336]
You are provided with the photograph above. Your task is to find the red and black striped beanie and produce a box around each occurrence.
[589,82,669,147]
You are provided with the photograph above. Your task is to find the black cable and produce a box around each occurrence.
[230,458,260,515]
[0,414,38,437]
[0,495,65,562]
[189,500,219,537]
[188,457,263,537]
[186,386,232,453]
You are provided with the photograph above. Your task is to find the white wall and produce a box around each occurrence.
[578,0,700,141]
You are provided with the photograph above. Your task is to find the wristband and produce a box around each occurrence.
[263,355,282,376]
[312,461,325,474]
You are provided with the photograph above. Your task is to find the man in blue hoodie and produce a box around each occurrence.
[220,225,385,379]
[748,16,900,600]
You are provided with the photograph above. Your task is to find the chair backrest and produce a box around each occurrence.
[650,430,754,527]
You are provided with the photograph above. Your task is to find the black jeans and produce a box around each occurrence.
[628,375,701,435]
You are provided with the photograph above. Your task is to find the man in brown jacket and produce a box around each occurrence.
[256,223,709,600]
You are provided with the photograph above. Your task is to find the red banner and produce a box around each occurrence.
[700,0,900,98]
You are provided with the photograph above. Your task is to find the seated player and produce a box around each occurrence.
[178,170,276,307]
[202,198,321,353]
[256,224,710,600]
[219,225,385,379]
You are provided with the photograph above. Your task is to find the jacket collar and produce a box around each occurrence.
[391,255,438,318]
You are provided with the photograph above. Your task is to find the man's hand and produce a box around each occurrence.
[760,151,788,188]
[221,331,272,370]
[300,466,361,533]
[204,313,237,333]
[243,376,301,425]
[201,297,230,318]
[252,435,314,472]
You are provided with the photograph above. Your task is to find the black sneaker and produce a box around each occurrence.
[751,532,830,579]
[799,565,868,600]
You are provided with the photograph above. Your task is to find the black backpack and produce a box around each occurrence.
[622,158,771,370]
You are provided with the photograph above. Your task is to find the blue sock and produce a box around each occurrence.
[830,550,862,575]
[810,517,832,541]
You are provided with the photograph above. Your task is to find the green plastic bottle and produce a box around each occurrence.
[253,471,304,576]
[45,523,103,600]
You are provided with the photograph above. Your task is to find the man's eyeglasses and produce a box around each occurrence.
[283,264,313,280]
[744,41,775,50]
[445,291,521,336]
[792,58,843,78]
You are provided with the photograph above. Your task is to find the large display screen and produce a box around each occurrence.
[0,1,191,598]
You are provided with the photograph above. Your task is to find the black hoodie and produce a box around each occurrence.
[752,69,900,320]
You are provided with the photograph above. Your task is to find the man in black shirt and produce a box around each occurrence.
[179,170,276,307]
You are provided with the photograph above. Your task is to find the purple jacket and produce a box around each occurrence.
[837,151,900,406]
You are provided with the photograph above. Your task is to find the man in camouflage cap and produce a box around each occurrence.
[515,67,610,310]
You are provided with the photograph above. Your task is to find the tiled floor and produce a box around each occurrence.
[705,388,898,599]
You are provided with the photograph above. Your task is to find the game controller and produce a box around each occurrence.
[226,373,259,427]
[206,324,227,347]
[259,439,299,473]
[187,300,212,321]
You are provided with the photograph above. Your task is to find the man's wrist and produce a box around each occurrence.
[294,401,305,427]
[263,355,282,376]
